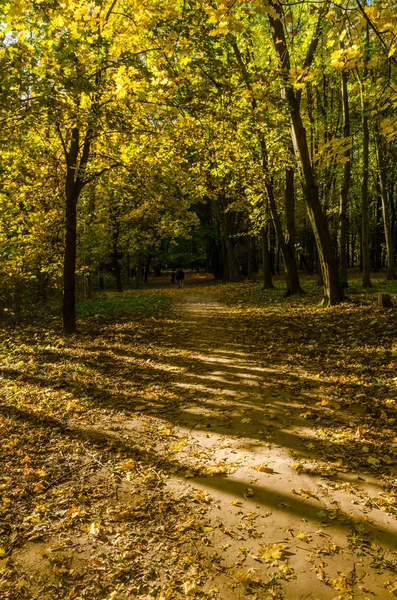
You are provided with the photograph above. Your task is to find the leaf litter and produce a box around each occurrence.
[0,276,396,599]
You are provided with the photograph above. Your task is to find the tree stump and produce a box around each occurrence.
[377,292,393,308]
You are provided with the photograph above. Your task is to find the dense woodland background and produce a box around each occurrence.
[1,0,397,330]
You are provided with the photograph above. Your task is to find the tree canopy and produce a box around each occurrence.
[1,0,397,328]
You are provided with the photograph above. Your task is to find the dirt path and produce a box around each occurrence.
[159,291,397,599]
[4,284,397,599]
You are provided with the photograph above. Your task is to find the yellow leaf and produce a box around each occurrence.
[234,569,259,585]
[241,418,251,424]
[296,531,311,542]
[183,580,200,595]
[293,488,316,499]
[0,557,9,572]
[386,581,397,596]
[258,543,287,562]
[89,522,101,536]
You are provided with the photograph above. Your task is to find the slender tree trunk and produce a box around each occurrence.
[135,251,142,289]
[375,129,396,279]
[218,201,241,282]
[99,264,105,290]
[359,24,372,287]
[266,176,303,295]
[268,7,344,305]
[284,168,304,294]
[144,254,152,283]
[247,236,255,279]
[339,66,351,288]
[261,225,274,289]
[61,127,92,333]
[63,186,78,333]
[361,112,372,286]
[110,206,122,293]
[62,128,80,334]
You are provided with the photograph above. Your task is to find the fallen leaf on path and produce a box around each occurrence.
[258,543,288,562]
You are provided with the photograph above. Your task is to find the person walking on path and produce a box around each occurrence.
[176,268,185,288]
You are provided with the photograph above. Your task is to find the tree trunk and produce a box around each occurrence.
[360,26,372,287]
[144,254,152,283]
[110,206,122,292]
[375,129,396,279]
[134,251,142,289]
[99,264,105,290]
[338,66,351,288]
[266,177,303,295]
[61,126,92,333]
[216,199,241,282]
[261,226,274,289]
[261,225,274,290]
[247,236,255,280]
[63,185,78,334]
[268,7,344,305]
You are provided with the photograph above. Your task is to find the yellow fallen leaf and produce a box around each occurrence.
[258,543,287,562]
[293,488,316,499]
[183,580,200,595]
[120,459,136,472]
[89,522,101,536]
[386,580,397,596]
[241,418,251,424]
[0,557,9,572]
[234,569,259,585]
[367,456,380,466]
[296,531,311,542]
[278,564,296,579]
[251,463,268,472]
[170,440,186,452]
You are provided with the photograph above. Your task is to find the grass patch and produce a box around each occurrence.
[76,291,171,318]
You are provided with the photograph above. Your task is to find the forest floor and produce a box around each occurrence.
[1,273,397,600]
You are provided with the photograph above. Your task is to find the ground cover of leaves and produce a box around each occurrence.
[0,274,396,600]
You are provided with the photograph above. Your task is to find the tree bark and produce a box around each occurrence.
[375,128,396,279]
[247,236,256,280]
[60,126,93,333]
[360,26,372,288]
[268,6,344,305]
[338,66,351,288]
[145,254,152,283]
[261,225,274,289]
[110,204,122,292]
